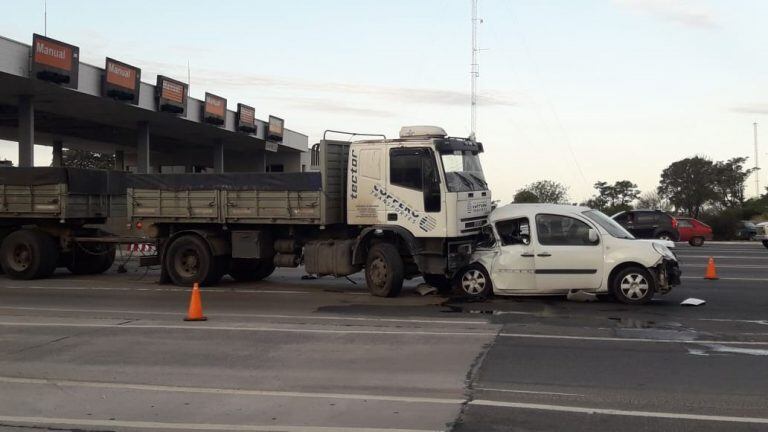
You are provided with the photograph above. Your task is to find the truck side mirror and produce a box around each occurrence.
[588,228,599,243]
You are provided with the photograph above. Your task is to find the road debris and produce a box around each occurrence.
[681,298,706,306]
[416,283,439,296]
[566,290,598,302]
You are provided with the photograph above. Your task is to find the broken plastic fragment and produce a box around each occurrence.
[415,283,439,296]
[681,298,706,306]
[566,290,598,302]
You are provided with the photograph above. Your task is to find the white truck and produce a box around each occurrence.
[0,126,492,297]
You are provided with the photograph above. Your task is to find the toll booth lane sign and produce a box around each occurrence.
[268,115,284,142]
[203,93,227,126]
[31,34,79,88]
[156,75,188,115]
[103,57,141,104]
[237,103,256,134]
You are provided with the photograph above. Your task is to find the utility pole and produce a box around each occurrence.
[44,0,47,36]
[755,122,760,197]
[470,0,479,142]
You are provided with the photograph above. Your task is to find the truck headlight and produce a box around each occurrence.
[652,243,675,259]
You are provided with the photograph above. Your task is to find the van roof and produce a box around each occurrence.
[490,203,591,223]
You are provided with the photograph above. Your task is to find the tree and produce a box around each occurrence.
[516,180,569,204]
[657,156,717,218]
[59,149,116,170]
[583,180,639,214]
[636,191,672,212]
[513,190,539,203]
[711,157,754,208]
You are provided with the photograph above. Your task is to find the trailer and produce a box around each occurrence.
[0,126,493,296]
[0,167,130,279]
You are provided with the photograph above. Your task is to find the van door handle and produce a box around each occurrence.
[520,252,535,257]
[537,252,552,257]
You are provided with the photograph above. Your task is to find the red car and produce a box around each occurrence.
[676,217,713,246]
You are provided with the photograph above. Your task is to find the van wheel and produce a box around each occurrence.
[365,243,404,297]
[610,266,655,305]
[229,258,276,282]
[165,235,222,286]
[454,264,492,299]
[0,229,58,279]
[688,237,705,247]
[422,274,452,293]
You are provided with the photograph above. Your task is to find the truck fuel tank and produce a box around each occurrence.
[304,239,361,277]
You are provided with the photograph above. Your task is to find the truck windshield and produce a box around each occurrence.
[440,151,487,192]
[583,210,635,239]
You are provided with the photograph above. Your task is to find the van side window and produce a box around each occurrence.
[496,217,531,246]
[536,214,597,246]
[390,148,423,190]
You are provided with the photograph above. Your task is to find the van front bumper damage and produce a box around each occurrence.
[652,258,681,294]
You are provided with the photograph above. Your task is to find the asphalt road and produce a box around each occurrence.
[0,242,766,431]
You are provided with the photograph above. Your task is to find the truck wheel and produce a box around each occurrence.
[763,240,768,249]
[689,237,705,247]
[229,258,276,282]
[66,245,116,275]
[165,235,222,286]
[0,229,58,279]
[422,274,452,293]
[610,266,655,305]
[365,243,404,297]
[453,264,492,299]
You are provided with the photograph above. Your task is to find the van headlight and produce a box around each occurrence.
[652,243,675,259]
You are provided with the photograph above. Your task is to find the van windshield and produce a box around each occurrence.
[440,151,486,192]
[583,209,635,239]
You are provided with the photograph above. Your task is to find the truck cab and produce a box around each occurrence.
[345,126,492,289]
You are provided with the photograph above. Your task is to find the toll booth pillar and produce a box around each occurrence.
[114,150,125,171]
[213,139,224,173]
[17,95,34,167]
[51,140,63,167]
[136,122,150,174]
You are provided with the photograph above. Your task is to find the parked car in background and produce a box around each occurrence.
[754,222,768,248]
[612,210,680,242]
[455,204,681,304]
[736,220,758,241]
[676,217,713,246]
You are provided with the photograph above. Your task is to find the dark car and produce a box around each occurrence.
[736,220,757,240]
[612,210,680,241]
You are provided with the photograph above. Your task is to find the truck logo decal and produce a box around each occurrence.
[350,149,359,199]
[371,184,437,232]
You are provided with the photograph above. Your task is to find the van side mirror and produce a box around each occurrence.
[588,229,599,243]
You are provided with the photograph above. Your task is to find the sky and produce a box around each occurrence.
[0,0,766,203]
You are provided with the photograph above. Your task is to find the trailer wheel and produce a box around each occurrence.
[165,235,222,286]
[66,245,116,275]
[228,258,276,282]
[365,243,404,297]
[0,229,58,279]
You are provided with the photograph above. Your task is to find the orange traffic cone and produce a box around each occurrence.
[184,282,207,321]
[704,257,719,280]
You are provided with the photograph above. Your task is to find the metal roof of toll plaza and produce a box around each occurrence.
[0,34,308,157]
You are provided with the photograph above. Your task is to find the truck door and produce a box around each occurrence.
[488,217,536,292]
[380,147,444,236]
[533,213,603,292]
[347,147,387,225]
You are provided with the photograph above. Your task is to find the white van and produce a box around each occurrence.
[455,203,681,304]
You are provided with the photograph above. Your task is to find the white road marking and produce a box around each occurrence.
[681,264,768,268]
[699,318,768,326]
[469,400,768,424]
[0,321,496,337]
[474,387,583,397]
[0,306,488,326]
[0,376,464,405]
[0,285,316,294]
[0,416,438,432]
[681,276,768,281]
[498,332,768,345]
[676,255,768,259]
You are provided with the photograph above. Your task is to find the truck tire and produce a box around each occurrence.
[165,235,223,287]
[0,229,58,279]
[365,243,404,297]
[610,266,655,305]
[422,274,452,293]
[66,245,116,275]
[229,258,276,282]
[763,240,768,249]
